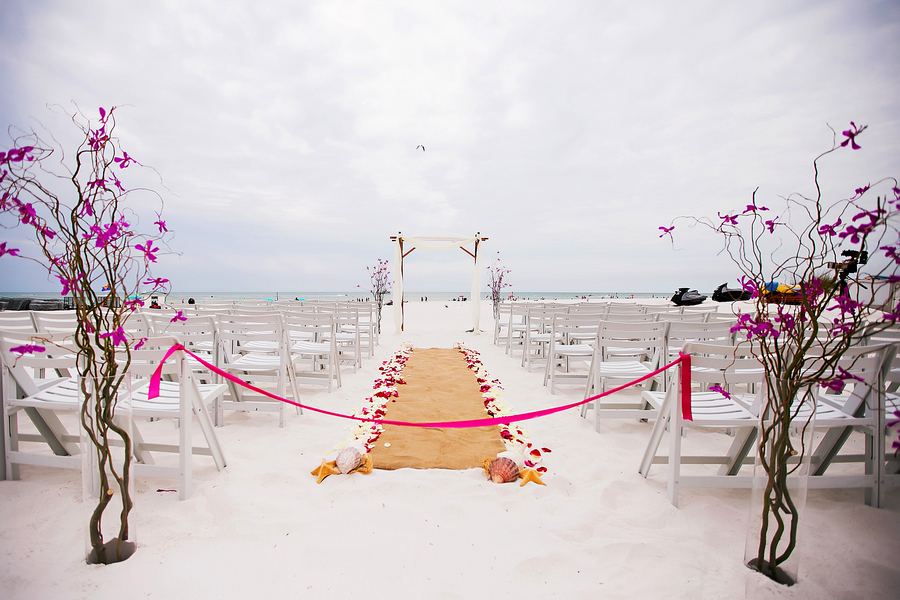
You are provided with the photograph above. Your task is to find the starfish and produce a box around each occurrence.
[310,454,374,483]
[519,469,546,487]
[311,459,341,484]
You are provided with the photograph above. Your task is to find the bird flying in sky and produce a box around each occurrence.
[416,145,425,152]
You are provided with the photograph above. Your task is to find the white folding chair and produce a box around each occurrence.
[284,312,341,393]
[581,320,669,427]
[216,313,297,427]
[544,312,601,394]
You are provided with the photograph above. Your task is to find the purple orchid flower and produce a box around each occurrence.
[840,122,865,150]
[124,298,145,311]
[742,204,769,214]
[135,239,158,262]
[9,344,45,356]
[818,218,842,237]
[57,273,85,296]
[143,277,169,287]
[170,310,187,323]
[99,327,127,347]
[659,225,674,240]
[0,242,19,257]
[709,384,731,399]
[718,212,739,225]
[113,151,139,169]
[739,276,759,299]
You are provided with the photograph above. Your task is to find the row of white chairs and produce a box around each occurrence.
[498,302,732,360]
[0,309,368,422]
[491,302,899,509]
[0,330,227,500]
[638,340,898,508]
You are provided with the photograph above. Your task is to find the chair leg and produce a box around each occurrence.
[639,383,675,478]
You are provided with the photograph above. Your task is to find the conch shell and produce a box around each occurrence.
[336,444,364,474]
[487,456,520,484]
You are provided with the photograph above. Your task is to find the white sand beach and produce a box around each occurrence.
[1,300,898,599]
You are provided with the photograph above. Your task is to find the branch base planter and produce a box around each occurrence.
[81,376,136,565]
[743,394,816,586]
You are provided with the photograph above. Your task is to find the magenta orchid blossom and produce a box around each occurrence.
[135,239,159,262]
[0,242,19,257]
[718,212,739,225]
[98,327,127,347]
[9,344,46,356]
[143,276,169,287]
[57,273,85,295]
[840,122,866,150]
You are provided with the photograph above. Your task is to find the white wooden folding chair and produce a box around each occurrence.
[2,331,226,499]
[581,320,669,426]
[145,312,220,383]
[664,320,735,364]
[640,342,890,507]
[638,342,765,506]
[31,310,78,334]
[2,330,80,480]
[352,301,378,357]
[494,302,512,346]
[0,312,37,333]
[319,305,362,373]
[544,312,601,394]
[216,313,297,427]
[126,336,228,499]
[505,302,531,357]
[284,312,340,394]
[521,306,566,372]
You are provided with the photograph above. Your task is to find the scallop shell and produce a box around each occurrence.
[489,457,520,484]
[497,449,525,470]
[336,445,363,474]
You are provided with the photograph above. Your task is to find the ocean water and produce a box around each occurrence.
[2,290,672,306]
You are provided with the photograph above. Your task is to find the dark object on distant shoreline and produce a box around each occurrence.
[712,283,752,302]
[671,287,707,306]
[0,297,74,311]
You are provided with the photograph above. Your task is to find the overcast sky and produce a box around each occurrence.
[1,0,899,295]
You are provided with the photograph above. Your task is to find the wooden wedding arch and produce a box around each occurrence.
[390,233,488,333]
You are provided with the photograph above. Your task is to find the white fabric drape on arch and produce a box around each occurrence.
[392,235,483,334]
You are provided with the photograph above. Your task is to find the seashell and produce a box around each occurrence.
[489,457,520,484]
[497,449,525,471]
[336,445,363,474]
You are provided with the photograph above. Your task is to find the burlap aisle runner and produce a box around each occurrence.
[369,348,506,470]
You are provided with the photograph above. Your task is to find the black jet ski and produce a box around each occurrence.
[671,287,707,306]
[712,283,752,302]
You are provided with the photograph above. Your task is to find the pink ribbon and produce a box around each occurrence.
[150,344,688,428]
[679,351,692,421]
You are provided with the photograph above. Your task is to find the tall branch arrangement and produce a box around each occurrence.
[661,123,899,584]
[1,106,170,564]
[486,252,512,320]
[362,258,391,334]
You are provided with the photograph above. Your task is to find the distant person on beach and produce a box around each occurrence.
[188,297,195,304]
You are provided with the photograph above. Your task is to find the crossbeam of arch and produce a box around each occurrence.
[390,233,487,334]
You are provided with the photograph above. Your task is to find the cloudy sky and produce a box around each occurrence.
[1,0,898,295]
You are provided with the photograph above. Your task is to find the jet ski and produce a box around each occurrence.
[712,283,752,302]
[671,287,707,306]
